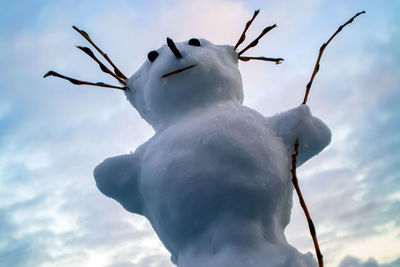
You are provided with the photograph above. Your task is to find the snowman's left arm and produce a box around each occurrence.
[94,152,143,215]
[267,104,332,166]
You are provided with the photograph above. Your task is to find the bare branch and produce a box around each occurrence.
[161,64,197,78]
[76,46,126,85]
[302,11,365,104]
[237,24,277,56]
[234,9,260,51]
[293,11,366,267]
[43,71,126,90]
[72,26,128,80]
[166,37,183,59]
[239,56,284,64]
[291,139,324,267]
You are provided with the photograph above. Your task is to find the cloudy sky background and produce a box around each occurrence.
[1,0,399,266]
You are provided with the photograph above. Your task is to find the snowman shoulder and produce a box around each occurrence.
[265,105,332,166]
[266,105,312,136]
[93,144,147,215]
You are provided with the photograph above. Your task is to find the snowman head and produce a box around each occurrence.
[125,38,243,129]
[44,10,283,130]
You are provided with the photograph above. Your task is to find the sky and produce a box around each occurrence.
[0,0,399,266]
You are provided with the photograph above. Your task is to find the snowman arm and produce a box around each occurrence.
[268,104,331,166]
[93,153,143,215]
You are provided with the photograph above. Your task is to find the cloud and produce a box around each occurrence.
[0,202,54,267]
[107,263,136,267]
[338,255,400,267]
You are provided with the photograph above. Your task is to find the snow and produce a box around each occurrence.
[125,38,243,131]
[94,38,331,267]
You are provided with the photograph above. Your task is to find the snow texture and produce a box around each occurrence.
[94,38,331,267]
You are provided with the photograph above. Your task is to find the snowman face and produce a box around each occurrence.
[125,38,243,129]
[45,17,282,130]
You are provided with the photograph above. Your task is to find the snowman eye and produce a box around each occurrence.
[148,50,159,62]
[188,38,201,46]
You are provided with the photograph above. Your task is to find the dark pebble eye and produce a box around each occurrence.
[188,38,201,46]
[147,50,159,62]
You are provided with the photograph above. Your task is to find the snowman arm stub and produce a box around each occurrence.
[93,152,143,215]
[268,104,331,166]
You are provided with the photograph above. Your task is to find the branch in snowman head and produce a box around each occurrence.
[75,45,126,85]
[238,56,284,65]
[237,24,277,56]
[43,71,126,90]
[44,26,127,90]
[72,26,128,80]
[234,9,260,50]
[235,10,283,64]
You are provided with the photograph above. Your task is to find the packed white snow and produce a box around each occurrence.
[94,38,331,267]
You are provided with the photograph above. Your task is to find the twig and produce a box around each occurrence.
[291,139,323,267]
[234,9,260,50]
[161,64,197,78]
[239,56,284,64]
[302,11,365,105]
[237,24,277,56]
[76,46,126,85]
[293,11,365,267]
[72,26,128,80]
[166,37,183,58]
[43,71,126,90]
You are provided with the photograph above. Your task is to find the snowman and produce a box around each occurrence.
[44,13,333,267]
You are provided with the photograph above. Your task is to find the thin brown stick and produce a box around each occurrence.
[237,24,277,56]
[293,11,365,267]
[161,64,197,78]
[43,71,126,90]
[291,139,323,267]
[166,37,183,59]
[234,9,260,50]
[72,26,128,80]
[76,46,126,85]
[302,10,365,104]
[239,56,284,64]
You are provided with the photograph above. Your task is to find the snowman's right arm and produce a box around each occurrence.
[94,152,143,215]
[267,105,331,166]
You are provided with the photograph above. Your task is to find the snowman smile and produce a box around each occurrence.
[161,64,197,78]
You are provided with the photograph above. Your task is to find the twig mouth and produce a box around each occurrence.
[161,64,197,79]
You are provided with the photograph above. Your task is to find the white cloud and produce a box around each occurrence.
[338,255,400,267]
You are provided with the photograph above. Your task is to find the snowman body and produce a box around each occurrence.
[94,38,331,267]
